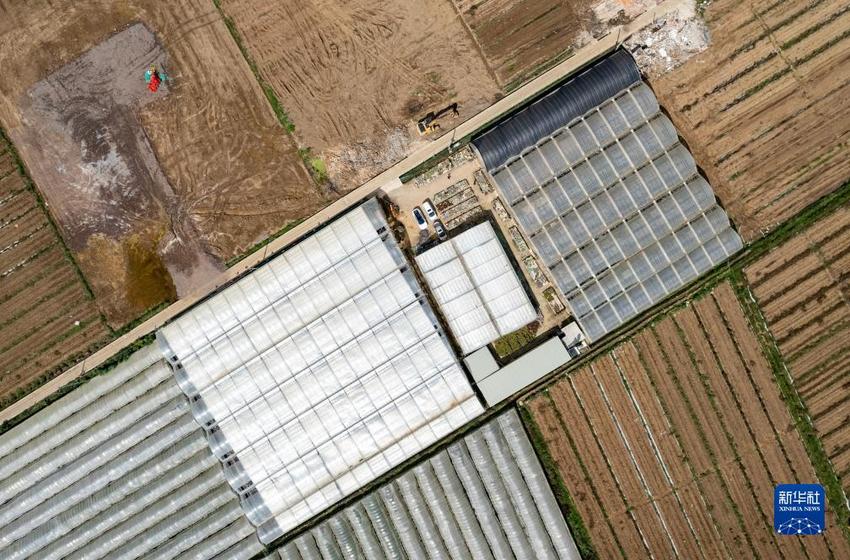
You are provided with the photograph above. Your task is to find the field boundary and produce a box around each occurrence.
[0,127,101,317]
[519,405,603,559]
[210,0,333,188]
[730,269,850,545]
[0,0,769,427]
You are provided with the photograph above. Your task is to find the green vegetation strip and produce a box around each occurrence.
[730,269,850,544]
[225,219,304,268]
[504,47,575,95]
[0,334,156,436]
[518,405,600,560]
[210,0,329,186]
[211,0,294,133]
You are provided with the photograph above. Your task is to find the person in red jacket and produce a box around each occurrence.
[144,65,165,93]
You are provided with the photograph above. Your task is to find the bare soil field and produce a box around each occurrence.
[0,0,326,327]
[0,135,111,409]
[219,0,502,192]
[450,0,598,87]
[526,282,850,559]
[651,0,850,240]
[746,204,850,495]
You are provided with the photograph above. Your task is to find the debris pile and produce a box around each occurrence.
[624,3,710,78]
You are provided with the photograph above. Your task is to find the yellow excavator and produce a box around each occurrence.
[416,103,459,135]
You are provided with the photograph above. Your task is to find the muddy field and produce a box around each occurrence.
[0,0,326,327]
[526,282,850,559]
[220,0,501,191]
[651,0,850,240]
[0,136,111,408]
[746,204,850,495]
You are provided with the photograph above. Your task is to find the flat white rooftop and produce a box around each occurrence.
[416,221,537,355]
[158,199,482,543]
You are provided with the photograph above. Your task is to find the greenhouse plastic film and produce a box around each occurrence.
[0,431,209,555]
[294,533,325,560]
[497,412,581,560]
[72,486,237,560]
[0,344,164,462]
[379,483,427,560]
[430,452,494,560]
[278,542,300,560]
[114,498,248,560]
[396,474,452,560]
[6,448,216,560]
[169,517,258,560]
[208,535,265,560]
[313,523,345,560]
[409,474,471,560]
[329,514,365,559]
[473,50,640,170]
[361,492,406,560]
[0,359,174,483]
[481,422,559,560]
[0,376,181,501]
[57,467,228,560]
[0,400,195,527]
[447,443,514,560]
[344,503,387,560]
[465,430,534,560]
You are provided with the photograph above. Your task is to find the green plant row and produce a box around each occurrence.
[518,406,600,559]
[730,269,850,545]
[0,334,156,436]
[212,1,331,188]
[225,219,304,268]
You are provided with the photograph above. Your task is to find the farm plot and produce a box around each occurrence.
[450,0,597,87]
[219,0,501,191]
[0,135,110,410]
[0,0,326,327]
[746,204,850,495]
[526,282,850,559]
[651,0,850,240]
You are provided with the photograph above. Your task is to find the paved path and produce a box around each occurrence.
[0,0,688,423]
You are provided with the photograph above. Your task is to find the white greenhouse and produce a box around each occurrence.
[0,346,263,560]
[158,199,483,543]
[415,222,537,355]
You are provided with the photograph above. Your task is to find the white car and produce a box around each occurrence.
[412,207,429,230]
[422,200,438,222]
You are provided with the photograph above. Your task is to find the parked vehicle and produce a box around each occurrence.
[434,220,448,241]
[421,200,438,222]
[412,207,429,230]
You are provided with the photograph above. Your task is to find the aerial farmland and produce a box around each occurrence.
[1,0,850,559]
[652,0,850,239]
[525,283,850,559]
[747,203,850,496]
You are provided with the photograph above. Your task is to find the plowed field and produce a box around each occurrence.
[526,282,850,559]
[450,0,598,87]
[652,0,850,240]
[219,0,501,191]
[0,136,110,410]
[746,204,850,495]
[0,0,326,326]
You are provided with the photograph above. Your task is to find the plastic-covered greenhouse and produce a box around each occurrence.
[416,221,537,355]
[0,345,263,560]
[272,410,580,560]
[158,199,483,543]
[473,50,742,341]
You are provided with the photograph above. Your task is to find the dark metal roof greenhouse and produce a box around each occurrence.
[472,50,742,341]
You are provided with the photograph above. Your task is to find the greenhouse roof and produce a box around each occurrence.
[274,410,581,560]
[158,199,483,543]
[416,222,536,355]
[473,53,742,341]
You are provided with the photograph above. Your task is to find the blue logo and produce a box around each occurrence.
[774,484,825,535]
